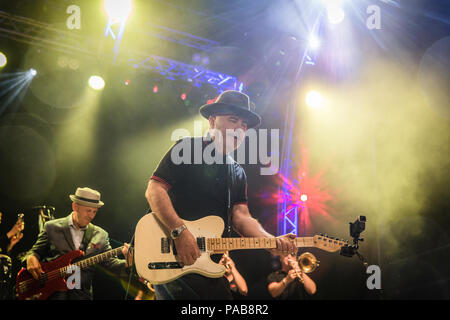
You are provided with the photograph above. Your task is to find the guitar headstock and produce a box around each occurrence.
[313,234,348,252]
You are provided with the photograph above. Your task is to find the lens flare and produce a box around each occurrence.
[305,90,324,108]
[103,0,133,22]
[308,34,321,50]
[327,4,345,24]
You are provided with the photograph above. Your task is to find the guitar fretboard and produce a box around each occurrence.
[207,237,315,252]
[59,246,124,277]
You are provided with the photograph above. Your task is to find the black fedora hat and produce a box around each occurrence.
[199,90,261,128]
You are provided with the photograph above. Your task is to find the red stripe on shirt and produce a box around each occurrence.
[150,175,172,190]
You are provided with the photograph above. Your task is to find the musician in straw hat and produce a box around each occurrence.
[22,187,132,300]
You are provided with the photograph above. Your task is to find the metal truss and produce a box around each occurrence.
[126,52,240,91]
[0,10,96,56]
[0,10,239,93]
[143,22,220,53]
[41,0,219,53]
[282,206,298,236]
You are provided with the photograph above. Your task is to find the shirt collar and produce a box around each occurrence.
[69,212,88,231]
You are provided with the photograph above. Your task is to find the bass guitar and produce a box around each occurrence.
[16,246,123,300]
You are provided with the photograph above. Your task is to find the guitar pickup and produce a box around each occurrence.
[196,237,206,252]
[161,237,170,253]
[148,262,183,269]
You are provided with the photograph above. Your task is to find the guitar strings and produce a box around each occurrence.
[18,247,123,293]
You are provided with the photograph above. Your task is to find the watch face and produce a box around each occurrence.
[172,230,178,237]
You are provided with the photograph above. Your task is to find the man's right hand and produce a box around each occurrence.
[287,268,302,283]
[26,255,44,280]
[174,229,201,266]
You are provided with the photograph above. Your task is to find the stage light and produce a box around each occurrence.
[305,90,324,108]
[308,34,320,50]
[0,52,7,68]
[103,0,133,22]
[327,4,345,24]
[300,194,308,202]
[89,75,105,90]
[29,68,37,76]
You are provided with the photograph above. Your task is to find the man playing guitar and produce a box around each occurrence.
[145,90,297,299]
[21,187,132,300]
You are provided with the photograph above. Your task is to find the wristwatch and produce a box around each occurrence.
[170,224,187,240]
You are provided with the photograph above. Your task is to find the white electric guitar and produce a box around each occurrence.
[134,213,348,285]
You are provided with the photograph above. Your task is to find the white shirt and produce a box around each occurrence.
[68,212,87,250]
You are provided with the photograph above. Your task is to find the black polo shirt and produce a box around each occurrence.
[151,136,247,235]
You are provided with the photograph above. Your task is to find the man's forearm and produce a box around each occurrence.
[268,279,287,298]
[146,180,184,230]
[232,208,273,238]
[231,269,248,295]
[302,273,317,295]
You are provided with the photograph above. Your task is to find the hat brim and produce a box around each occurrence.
[70,195,104,208]
[199,102,261,128]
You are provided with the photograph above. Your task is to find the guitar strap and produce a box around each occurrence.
[226,156,236,237]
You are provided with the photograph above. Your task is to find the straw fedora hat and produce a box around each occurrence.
[69,187,104,208]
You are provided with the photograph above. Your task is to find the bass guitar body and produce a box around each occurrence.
[16,250,83,300]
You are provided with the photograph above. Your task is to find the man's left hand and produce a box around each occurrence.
[122,243,133,268]
[273,234,297,256]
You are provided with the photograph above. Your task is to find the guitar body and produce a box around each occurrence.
[16,250,83,300]
[134,213,226,285]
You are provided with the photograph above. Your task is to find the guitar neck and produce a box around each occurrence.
[60,246,124,275]
[207,237,315,252]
